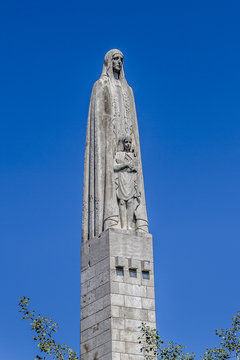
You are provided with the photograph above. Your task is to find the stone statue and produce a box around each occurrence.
[82,49,148,242]
[114,135,138,230]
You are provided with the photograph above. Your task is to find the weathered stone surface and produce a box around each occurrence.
[80,229,156,359]
[128,258,140,269]
[82,50,149,242]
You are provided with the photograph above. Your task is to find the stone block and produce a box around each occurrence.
[125,318,142,332]
[81,289,96,308]
[141,276,155,287]
[146,286,155,299]
[112,328,120,340]
[81,306,110,331]
[96,329,111,346]
[80,337,94,355]
[141,260,151,271]
[112,353,121,360]
[142,298,155,310]
[80,328,89,343]
[81,265,96,283]
[87,235,110,266]
[111,281,119,294]
[124,295,142,309]
[87,318,111,339]
[125,341,141,355]
[95,305,111,323]
[95,341,112,358]
[120,354,129,360]
[112,341,126,353]
[115,256,127,267]
[109,229,153,261]
[81,296,109,319]
[112,317,125,329]
[99,353,112,360]
[112,305,120,317]
[147,310,156,323]
[129,355,145,360]
[95,257,110,274]
[120,329,139,342]
[120,307,148,321]
[119,283,146,297]
[81,312,96,331]
[128,258,140,269]
[88,271,109,292]
[111,293,124,306]
[95,282,110,300]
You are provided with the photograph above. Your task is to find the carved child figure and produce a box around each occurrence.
[114,136,138,230]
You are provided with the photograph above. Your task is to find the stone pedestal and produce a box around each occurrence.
[80,228,156,360]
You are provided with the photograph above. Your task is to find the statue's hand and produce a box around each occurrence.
[127,161,136,172]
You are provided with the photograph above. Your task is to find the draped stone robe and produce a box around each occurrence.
[82,50,148,242]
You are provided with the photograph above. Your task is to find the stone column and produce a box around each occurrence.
[80,228,156,360]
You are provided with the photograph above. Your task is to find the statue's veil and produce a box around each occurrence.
[101,49,125,81]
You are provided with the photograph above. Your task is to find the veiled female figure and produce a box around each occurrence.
[82,49,148,242]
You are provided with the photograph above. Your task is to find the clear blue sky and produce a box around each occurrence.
[1,1,239,359]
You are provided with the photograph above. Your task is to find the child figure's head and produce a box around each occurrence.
[123,135,132,152]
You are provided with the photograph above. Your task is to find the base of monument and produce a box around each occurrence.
[80,228,156,360]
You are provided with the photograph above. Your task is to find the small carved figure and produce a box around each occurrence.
[114,136,138,230]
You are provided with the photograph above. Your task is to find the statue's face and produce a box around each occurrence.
[112,54,123,72]
[123,138,132,152]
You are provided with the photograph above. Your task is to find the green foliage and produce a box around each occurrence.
[139,312,240,360]
[18,296,79,360]
[138,322,195,360]
[202,312,240,360]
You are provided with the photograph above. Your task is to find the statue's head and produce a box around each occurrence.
[101,49,125,80]
[123,135,132,152]
[112,52,123,73]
